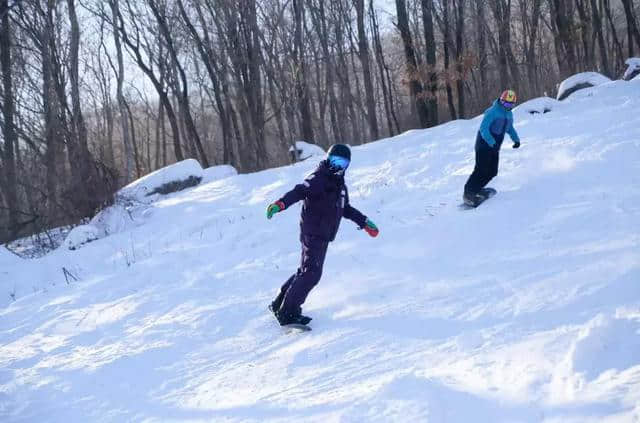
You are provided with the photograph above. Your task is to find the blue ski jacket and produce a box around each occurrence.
[279,160,368,242]
[478,100,520,149]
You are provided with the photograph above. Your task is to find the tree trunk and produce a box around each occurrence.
[442,0,458,119]
[575,0,594,70]
[454,0,466,118]
[422,0,439,126]
[147,0,210,168]
[293,0,315,143]
[589,0,611,76]
[550,0,579,77]
[109,0,134,182]
[114,1,184,163]
[602,0,624,74]
[475,0,488,104]
[620,0,640,55]
[370,0,400,135]
[395,0,430,127]
[355,0,379,140]
[0,0,19,237]
[179,0,233,165]
[67,0,99,216]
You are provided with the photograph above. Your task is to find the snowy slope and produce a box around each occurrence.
[2,79,640,422]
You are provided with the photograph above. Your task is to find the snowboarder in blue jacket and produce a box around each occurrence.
[266,144,379,326]
[464,90,521,207]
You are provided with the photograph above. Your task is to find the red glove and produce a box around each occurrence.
[363,219,379,237]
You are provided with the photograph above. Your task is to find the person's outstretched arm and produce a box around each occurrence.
[266,174,322,219]
[344,196,379,237]
[507,118,521,148]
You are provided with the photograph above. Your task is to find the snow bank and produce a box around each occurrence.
[623,58,640,81]
[118,158,203,203]
[62,224,101,250]
[63,203,151,250]
[557,72,612,100]
[515,96,561,115]
[289,141,325,162]
[568,314,640,381]
[202,165,237,184]
[64,160,206,250]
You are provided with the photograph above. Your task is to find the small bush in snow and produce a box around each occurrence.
[146,175,203,196]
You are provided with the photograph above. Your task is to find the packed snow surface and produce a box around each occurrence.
[2,80,640,422]
[557,71,612,100]
[202,165,237,184]
[516,96,561,115]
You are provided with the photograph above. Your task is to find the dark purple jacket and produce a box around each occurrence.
[279,160,367,242]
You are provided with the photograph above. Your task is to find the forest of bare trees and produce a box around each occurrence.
[1,0,639,244]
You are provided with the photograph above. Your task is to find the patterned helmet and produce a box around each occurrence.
[499,89,517,104]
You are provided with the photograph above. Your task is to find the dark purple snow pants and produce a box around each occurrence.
[276,234,329,316]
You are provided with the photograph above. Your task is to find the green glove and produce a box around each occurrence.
[363,219,379,237]
[266,201,285,219]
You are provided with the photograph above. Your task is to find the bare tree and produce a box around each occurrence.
[620,0,640,56]
[396,0,430,127]
[355,0,379,140]
[0,0,19,239]
[421,0,438,126]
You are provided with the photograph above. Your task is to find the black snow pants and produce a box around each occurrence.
[275,234,329,316]
[464,135,500,196]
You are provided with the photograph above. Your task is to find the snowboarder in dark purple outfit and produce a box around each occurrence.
[266,144,379,326]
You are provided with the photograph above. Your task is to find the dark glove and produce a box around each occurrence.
[266,201,285,219]
[513,141,520,149]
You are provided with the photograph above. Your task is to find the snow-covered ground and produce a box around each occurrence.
[2,79,640,422]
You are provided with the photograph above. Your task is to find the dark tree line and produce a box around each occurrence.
[1,0,639,243]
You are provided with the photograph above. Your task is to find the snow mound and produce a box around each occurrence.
[63,224,101,250]
[289,141,325,162]
[569,314,640,381]
[202,165,237,184]
[63,195,159,250]
[118,159,203,203]
[557,72,612,100]
[623,58,640,81]
[515,96,560,115]
[63,160,206,250]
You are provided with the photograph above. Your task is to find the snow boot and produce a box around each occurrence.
[270,300,312,324]
[463,192,482,207]
[275,309,312,326]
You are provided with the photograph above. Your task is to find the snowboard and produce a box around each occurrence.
[282,323,312,332]
[459,187,497,209]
